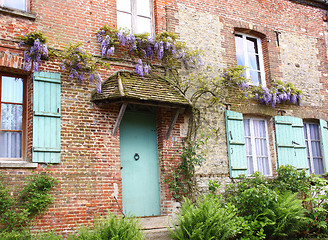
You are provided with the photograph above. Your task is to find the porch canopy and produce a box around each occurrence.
[91,70,191,138]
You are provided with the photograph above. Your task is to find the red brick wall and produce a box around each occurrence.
[0,0,327,234]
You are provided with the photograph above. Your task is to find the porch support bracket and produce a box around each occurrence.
[166,108,183,140]
[113,103,127,136]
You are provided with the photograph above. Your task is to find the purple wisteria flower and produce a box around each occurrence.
[136,59,144,76]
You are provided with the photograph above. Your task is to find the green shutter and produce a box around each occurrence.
[225,110,247,178]
[32,72,61,163]
[275,116,308,170]
[319,119,328,173]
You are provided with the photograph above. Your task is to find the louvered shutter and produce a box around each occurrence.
[319,119,328,173]
[275,116,308,170]
[32,72,61,163]
[225,110,247,178]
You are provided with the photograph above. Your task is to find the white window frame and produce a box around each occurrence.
[244,117,272,176]
[0,0,29,11]
[235,32,266,87]
[116,0,154,36]
[304,122,325,175]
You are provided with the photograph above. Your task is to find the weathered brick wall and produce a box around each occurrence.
[0,0,327,233]
[0,0,186,233]
[170,0,328,191]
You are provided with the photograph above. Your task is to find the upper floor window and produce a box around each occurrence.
[235,33,266,86]
[0,75,26,159]
[1,0,27,11]
[243,118,271,176]
[304,123,325,175]
[117,0,153,35]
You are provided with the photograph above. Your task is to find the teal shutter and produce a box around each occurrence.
[32,72,61,163]
[225,110,247,178]
[319,119,328,173]
[275,116,308,170]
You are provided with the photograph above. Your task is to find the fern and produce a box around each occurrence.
[171,195,244,240]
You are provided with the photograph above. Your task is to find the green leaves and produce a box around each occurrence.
[171,195,244,240]
[0,173,56,231]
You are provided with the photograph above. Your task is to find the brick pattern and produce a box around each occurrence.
[0,0,327,234]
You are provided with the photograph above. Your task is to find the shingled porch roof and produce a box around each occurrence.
[91,70,190,107]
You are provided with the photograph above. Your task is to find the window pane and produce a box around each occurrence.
[311,141,322,158]
[1,104,23,130]
[249,70,261,86]
[2,77,23,103]
[245,138,252,155]
[247,156,254,175]
[137,0,150,17]
[246,37,258,54]
[136,16,151,34]
[257,157,270,175]
[304,126,308,139]
[313,158,324,175]
[235,35,245,66]
[309,124,320,140]
[248,54,260,71]
[3,0,26,11]
[117,11,132,31]
[243,119,250,136]
[117,0,131,13]
[0,131,22,158]
[253,120,266,137]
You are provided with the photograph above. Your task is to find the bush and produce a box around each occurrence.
[170,195,244,240]
[68,213,144,240]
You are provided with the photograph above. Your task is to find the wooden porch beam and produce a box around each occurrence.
[113,103,127,136]
[166,108,182,140]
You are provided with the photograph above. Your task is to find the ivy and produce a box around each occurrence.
[0,173,56,231]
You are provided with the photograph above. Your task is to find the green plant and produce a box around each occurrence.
[0,173,56,231]
[170,195,244,240]
[208,180,220,195]
[301,175,328,238]
[18,31,49,71]
[164,139,206,202]
[273,165,310,194]
[20,173,56,217]
[265,191,308,239]
[58,42,110,93]
[68,213,143,240]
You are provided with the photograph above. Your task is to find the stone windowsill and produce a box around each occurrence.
[0,6,36,20]
[0,160,38,168]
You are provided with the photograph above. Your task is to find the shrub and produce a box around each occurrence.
[264,191,308,239]
[68,213,144,240]
[20,174,56,217]
[0,173,56,231]
[171,195,244,240]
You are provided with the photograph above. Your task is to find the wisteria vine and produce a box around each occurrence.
[18,31,48,71]
[60,43,108,93]
[96,25,204,76]
[237,79,302,108]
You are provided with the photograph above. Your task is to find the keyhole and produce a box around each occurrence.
[134,153,140,161]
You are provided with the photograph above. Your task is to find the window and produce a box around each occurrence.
[244,118,271,176]
[0,75,26,159]
[235,33,266,86]
[304,123,325,175]
[225,110,272,178]
[117,0,153,35]
[1,0,27,11]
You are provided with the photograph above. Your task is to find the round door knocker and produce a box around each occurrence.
[134,153,140,161]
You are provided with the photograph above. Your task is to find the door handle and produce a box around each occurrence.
[134,153,140,161]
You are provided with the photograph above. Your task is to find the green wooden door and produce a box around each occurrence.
[120,111,160,217]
